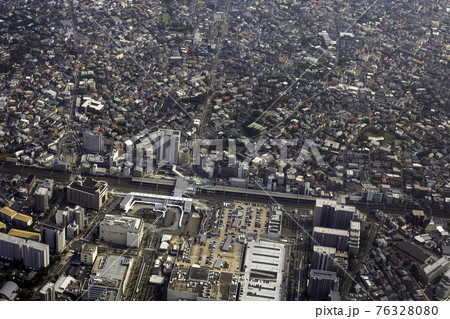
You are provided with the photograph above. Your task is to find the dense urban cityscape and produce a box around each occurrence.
[0,0,449,305]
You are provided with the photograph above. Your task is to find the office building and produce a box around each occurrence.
[421,257,450,284]
[25,174,36,195]
[99,214,144,247]
[34,179,54,214]
[83,131,104,154]
[308,269,339,301]
[263,210,282,240]
[41,223,66,254]
[72,206,85,230]
[362,184,383,203]
[66,178,108,211]
[66,222,79,239]
[34,187,49,214]
[407,210,426,226]
[23,240,50,269]
[39,282,56,301]
[435,268,450,300]
[56,205,85,230]
[55,209,70,227]
[313,227,349,251]
[313,199,356,230]
[81,244,98,265]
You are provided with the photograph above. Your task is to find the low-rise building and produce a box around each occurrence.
[8,229,41,241]
[81,244,98,265]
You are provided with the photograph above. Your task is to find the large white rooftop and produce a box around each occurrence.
[101,214,142,230]
[241,240,286,301]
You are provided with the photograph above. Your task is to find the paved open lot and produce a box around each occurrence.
[178,201,272,273]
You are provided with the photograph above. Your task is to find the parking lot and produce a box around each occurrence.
[178,201,272,273]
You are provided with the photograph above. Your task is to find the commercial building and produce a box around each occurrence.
[66,178,108,211]
[308,269,339,301]
[23,240,50,269]
[241,240,287,301]
[313,227,349,251]
[39,282,56,301]
[41,223,66,254]
[313,199,356,230]
[99,214,143,247]
[263,210,282,240]
[167,266,235,301]
[81,244,98,265]
[421,257,450,285]
[82,255,133,301]
[118,191,192,226]
[83,131,104,154]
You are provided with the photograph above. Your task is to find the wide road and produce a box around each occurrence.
[196,0,231,138]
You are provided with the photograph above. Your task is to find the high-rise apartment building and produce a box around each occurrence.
[41,223,65,254]
[313,198,356,230]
